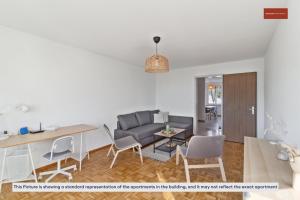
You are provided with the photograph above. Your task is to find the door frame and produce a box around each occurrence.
[193,70,263,138]
[195,75,223,135]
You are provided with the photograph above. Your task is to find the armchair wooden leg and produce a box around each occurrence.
[218,157,227,182]
[107,144,114,157]
[138,145,143,165]
[111,147,116,156]
[183,159,190,183]
[110,151,119,168]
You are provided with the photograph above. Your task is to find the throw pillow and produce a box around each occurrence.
[154,111,169,123]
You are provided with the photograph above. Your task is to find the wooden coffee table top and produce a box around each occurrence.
[154,128,185,138]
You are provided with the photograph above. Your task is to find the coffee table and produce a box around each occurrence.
[153,128,187,157]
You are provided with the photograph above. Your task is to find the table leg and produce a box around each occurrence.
[27,144,38,183]
[79,132,83,171]
[0,148,7,192]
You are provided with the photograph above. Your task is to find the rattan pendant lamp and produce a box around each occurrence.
[145,36,169,73]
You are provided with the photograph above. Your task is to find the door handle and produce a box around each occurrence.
[249,106,255,115]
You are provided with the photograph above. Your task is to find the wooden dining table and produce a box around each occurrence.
[205,105,217,120]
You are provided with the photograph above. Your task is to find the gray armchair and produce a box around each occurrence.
[176,135,226,182]
[104,124,143,168]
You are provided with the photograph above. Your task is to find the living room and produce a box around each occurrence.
[0,0,299,199]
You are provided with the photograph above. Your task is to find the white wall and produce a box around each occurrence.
[265,0,300,147]
[0,25,156,168]
[156,58,265,137]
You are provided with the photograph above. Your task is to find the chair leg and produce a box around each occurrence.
[60,170,72,180]
[45,172,58,183]
[62,164,77,172]
[176,146,190,182]
[137,145,143,165]
[111,146,116,156]
[39,169,57,179]
[110,151,119,168]
[183,159,190,183]
[218,157,227,182]
[40,160,76,182]
[107,144,114,157]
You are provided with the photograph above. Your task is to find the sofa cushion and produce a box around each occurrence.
[169,122,192,130]
[135,111,152,126]
[118,113,139,130]
[126,123,165,140]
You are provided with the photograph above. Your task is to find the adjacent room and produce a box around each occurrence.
[0,0,299,199]
[196,75,223,136]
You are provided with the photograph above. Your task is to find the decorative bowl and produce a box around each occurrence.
[162,130,175,135]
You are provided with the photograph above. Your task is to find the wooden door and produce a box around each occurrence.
[223,72,257,143]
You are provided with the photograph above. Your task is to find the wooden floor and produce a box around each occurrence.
[0,141,244,200]
[197,117,222,136]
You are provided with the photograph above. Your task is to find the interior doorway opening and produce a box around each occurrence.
[196,75,223,136]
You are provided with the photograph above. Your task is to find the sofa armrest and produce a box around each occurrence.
[168,115,193,125]
[114,129,131,139]
[169,115,194,137]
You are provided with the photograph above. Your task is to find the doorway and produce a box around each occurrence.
[195,72,257,143]
[196,75,223,136]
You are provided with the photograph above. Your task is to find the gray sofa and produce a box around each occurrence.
[114,110,193,147]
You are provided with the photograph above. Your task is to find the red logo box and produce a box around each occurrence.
[264,8,288,19]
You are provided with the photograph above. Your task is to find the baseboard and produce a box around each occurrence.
[89,144,111,153]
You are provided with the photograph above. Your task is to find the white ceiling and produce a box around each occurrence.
[0,0,287,68]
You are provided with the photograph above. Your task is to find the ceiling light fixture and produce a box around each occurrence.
[145,36,169,73]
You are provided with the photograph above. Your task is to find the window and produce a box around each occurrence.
[208,84,222,105]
